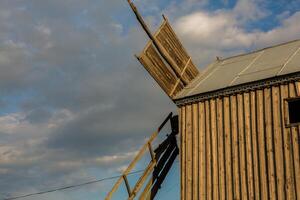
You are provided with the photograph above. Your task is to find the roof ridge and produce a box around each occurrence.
[220,39,300,62]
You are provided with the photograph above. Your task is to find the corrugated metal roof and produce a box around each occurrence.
[175,39,300,99]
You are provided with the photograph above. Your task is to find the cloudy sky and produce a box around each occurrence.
[1,0,300,199]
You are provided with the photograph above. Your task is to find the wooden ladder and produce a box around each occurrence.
[105,112,179,200]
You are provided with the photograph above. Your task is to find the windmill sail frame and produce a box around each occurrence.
[128,0,199,99]
[137,17,199,98]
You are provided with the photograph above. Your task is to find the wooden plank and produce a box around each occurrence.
[199,102,206,199]
[264,87,277,200]
[271,86,285,200]
[138,175,154,200]
[128,161,157,200]
[230,95,240,200]
[237,93,248,200]
[217,98,226,200]
[155,18,199,82]
[256,89,269,199]
[205,100,212,200]
[128,1,189,86]
[186,105,193,200]
[244,92,255,199]
[280,84,296,199]
[289,82,300,200]
[296,81,300,96]
[138,44,184,98]
[149,147,179,199]
[210,99,219,200]
[181,106,186,200]
[192,103,199,200]
[250,91,261,200]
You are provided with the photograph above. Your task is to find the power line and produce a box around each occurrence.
[4,157,180,200]
[3,169,145,200]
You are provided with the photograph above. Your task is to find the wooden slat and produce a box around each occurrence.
[199,102,206,199]
[217,98,226,200]
[237,93,248,200]
[280,84,296,199]
[244,92,255,199]
[250,91,261,200]
[256,90,269,199]
[179,82,300,200]
[138,176,154,200]
[138,44,184,98]
[296,81,300,96]
[230,95,240,200]
[129,1,189,86]
[264,88,277,200]
[210,99,219,200]
[155,19,199,82]
[205,100,212,200]
[138,18,200,99]
[294,81,300,199]
[272,86,285,200]
[192,103,199,200]
[181,106,186,200]
[128,160,156,200]
[186,105,193,200]
[289,82,300,200]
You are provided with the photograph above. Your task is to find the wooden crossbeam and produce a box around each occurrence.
[170,57,192,97]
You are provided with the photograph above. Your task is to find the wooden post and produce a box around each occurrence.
[127,0,188,86]
[123,175,131,196]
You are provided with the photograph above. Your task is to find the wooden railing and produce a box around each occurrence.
[105,112,179,200]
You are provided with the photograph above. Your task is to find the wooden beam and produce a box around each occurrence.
[123,175,131,196]
[169,58,191,97]
[127,0,188,86]
[149,147,179,199]
[296,81,300,96]
[105,112,172,200]
[128,161,157,200]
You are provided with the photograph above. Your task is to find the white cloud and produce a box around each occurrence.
[233,0,268,22]
[36,24,52,36]
[95,151,138,166]
[0,113,25,134]
[175,11,255,49]
[174,4,300,66]
[256,11,300,46]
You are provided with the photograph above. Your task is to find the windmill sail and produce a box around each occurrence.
[127,0,199,99]
[137,17,199,98]
[137,40,185,98]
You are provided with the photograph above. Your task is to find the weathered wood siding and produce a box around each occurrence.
[180,81,300,200]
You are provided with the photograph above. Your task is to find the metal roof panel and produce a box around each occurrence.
[175,39,300,100]
[278,47,300,75]
[241,41,300,75]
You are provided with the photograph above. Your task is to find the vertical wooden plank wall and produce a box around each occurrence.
[179,81,300,200]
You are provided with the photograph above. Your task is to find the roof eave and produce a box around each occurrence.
[174,72,300,106]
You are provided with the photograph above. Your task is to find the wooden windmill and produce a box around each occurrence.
[106,1,199,199]
[106,0,300,199]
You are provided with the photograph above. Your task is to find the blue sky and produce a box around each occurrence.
[0,0,300,199]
